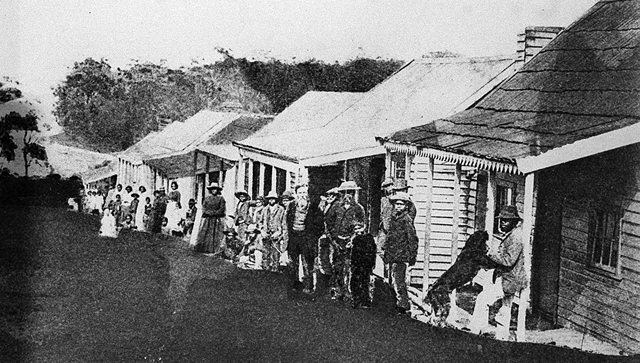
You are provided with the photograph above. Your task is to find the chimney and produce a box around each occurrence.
[517,26,564,64]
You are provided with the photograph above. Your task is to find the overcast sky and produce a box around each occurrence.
[2,0,599,101]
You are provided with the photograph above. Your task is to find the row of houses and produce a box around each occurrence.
[87,0,640,354]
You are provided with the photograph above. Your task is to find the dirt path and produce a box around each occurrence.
[0,207,637,362]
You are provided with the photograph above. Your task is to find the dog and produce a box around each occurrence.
[424,230,497,325]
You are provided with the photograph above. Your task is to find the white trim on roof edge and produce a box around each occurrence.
[384,141,521,175]
[516,121,640,174]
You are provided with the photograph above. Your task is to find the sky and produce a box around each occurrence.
[2,0,599,106]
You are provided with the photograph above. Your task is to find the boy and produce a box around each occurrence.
[348,222,377,308]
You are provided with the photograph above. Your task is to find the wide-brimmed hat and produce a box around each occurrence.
[381,177,394,189]
[246,224,259,234]
[235,190,250,199]
[265,190,279,200]
[392,179,412,191]
[206,182,222,190]
[338,181,361,191]
[281,190,294,200]
[389,192,411,203]
[497,205,521,220]
[325,187,340,196]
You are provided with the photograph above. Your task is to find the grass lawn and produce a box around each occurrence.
[0,206,637,363]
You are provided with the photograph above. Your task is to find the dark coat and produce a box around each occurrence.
[285,199,322,240]
[382,209,418,264]
[350,233,377,271]
[323,199,341,240]
[334,202,366,239]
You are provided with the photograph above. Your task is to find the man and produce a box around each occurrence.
[468,205,526,340]
[331,181,366,301]
[234,190,251,244]
[316,187,341,295]
[383,192,418,315]
[261,190,285,271]
[149,187,169,234]
[194,183,226,254]
[285,185,321,292]
[378,177,395,251]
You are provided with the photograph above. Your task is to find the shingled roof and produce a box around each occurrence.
[238,56,518,166]
[383,0,640,172]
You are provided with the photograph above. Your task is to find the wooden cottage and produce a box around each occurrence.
[235,57,519,230]
[116,110,272,206]
[379,0,640,353]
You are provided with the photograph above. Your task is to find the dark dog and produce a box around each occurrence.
[424,230,496,323]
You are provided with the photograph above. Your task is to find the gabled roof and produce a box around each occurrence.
[45,143,116,178]
[237,56,518,166]
[120,111,268,163]
[383,0,640,173]
[141,113,273,178]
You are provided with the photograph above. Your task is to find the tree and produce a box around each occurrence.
[0,111,47,177]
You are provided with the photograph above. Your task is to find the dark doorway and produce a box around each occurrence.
[532,171,563,323]
[251,162,261,199]
[308,165,342,206]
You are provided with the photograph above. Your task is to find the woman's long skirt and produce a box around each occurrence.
[194,216,225,253]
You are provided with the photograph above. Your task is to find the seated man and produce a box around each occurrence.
[467,205,527,341]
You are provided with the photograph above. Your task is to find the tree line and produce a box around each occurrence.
[53,53,404,152]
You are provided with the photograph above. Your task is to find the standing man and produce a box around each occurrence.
[194,183,226,254]
[149,187,169,233]
[316,187,341,295]
[383,192,419,315]
[285,185,320,293]
[468,205,526,340]
[331,181,366,301]
[261,191,285,271]
[234,190,251,244]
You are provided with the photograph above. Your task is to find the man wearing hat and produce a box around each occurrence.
[468,205,526,340]
[149,187,169,234]
[261,191,285,271]
[194,182,227,254]
[332,181,366,301]
[316,187,342,294]
[383,192,419,315]
[234,190,251,244]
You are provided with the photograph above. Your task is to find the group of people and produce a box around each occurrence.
[91,181,197,239]
[89,176,526,338]
[190,177,421,312]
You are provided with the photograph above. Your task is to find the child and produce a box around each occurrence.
[348,222,377,308]
[237,224,262,269]
[183,198,197,237]
[99,209,118,238]
[112,194,122,226]
[161,217,170,235]
[121,214,136,230]
[143,197,152,231]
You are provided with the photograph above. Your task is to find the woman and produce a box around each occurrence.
[168,181,182,209]
[194,182,226,254]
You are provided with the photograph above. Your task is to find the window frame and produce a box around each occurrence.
[586,204,623,278]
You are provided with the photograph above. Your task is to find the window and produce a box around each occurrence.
[494,183,516,232]
[587,207,621,275]
[390,152,406,179]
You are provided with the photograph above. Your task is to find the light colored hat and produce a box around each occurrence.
[325,187,340,195]
[497,205,521,220]
[265,190,279,200]
[206,182,222,190]
[392,179,412,191]
[381,177,394,188]
[389,192,411,203]
[338,181,361,191]
[235,190,250,199]
[246,224,259,233]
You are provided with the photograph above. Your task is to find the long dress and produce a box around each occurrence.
[194,194,226,253]
[150,195,169,233]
